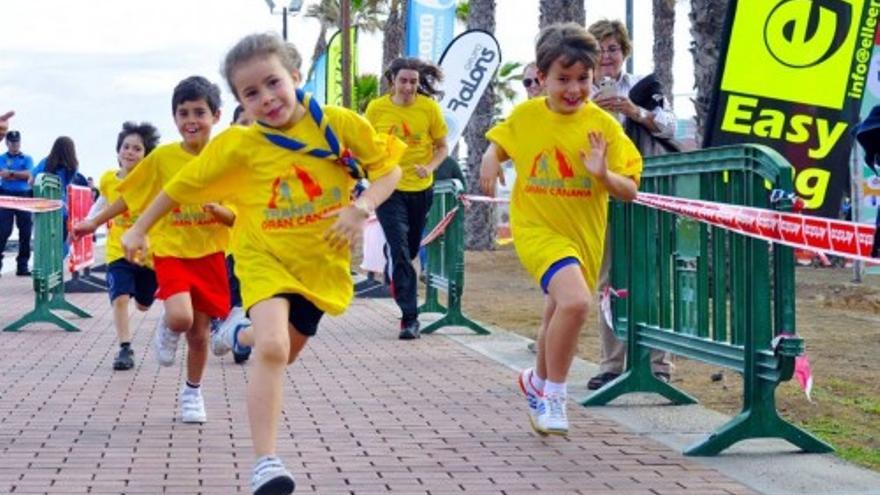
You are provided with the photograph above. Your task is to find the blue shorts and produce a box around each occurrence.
[107,259,158,307]
[540,257,580,294]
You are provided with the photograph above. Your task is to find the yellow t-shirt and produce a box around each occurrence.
[485,98,643,290]
[117,142,230,259]
[99,169,153,267]
[163,106,404,315]
[364,94,447,192]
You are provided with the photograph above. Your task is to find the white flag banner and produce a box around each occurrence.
[437,30,502,147]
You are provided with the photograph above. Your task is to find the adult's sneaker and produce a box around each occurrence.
[252,456,295,495]
[212,310,250,357]
[538,392,569,436]
[179,386,207,424]
[518,368,546,435]
[153,309,180,367]
[112,346,135,371]
[398,319,420,340]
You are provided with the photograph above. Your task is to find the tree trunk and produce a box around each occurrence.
[653,0,675,105]
[689,0,729,145]
[381,0,406,93]
[463,0,497,250]
[539,0,584,29]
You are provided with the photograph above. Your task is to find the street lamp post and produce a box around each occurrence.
[264,0,304,41]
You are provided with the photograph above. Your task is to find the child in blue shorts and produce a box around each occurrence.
[88,122,161,370]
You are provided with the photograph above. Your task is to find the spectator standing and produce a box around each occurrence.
[0,130,35,276]
[586,19,678,390]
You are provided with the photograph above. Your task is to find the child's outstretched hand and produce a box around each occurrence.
[479,159,505,197]
[324,205,367,250]
[121,228,148,265]
[580,132,608,180]
[71,219,98,241]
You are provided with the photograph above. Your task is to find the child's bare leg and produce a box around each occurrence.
[544,265,591,383]
[534,296,555,381]
[186,311,211,384]
[247,298,292,457]
[163,293,194,333]
[112,295,132,343]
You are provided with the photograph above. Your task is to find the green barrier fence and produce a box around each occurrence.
[4,173,90,332]
[582,144,833,456]
[419,179,489,335]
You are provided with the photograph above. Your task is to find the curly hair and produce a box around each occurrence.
[116,121,160,156]
[384,57,444,97]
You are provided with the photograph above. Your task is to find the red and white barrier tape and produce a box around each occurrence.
[0,195,63,212]
[421,206,459,247]
[635,192,877,263]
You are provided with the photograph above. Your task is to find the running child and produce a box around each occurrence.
[120,33,402,494]
[88,121,161,371]
[74,76,232,424]
[479,23,643,435]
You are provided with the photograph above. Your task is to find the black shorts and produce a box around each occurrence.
[107,259,158,307]
[275,293,324,337]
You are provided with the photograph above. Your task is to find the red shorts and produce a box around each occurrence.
[153,252,230,319]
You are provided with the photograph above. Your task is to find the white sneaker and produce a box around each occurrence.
[179,386,207,424]
[252,456,295,495]
[538,392,569,436]
[153,309,180,367]
[211,308,250,357]
[518,368,546,435]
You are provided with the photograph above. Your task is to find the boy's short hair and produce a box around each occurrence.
[535,22,599,75]
[116,121,161,155]
[172,76,222,114]
[222,33,302,100]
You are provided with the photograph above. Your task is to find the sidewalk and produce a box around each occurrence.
[0,273,871,494]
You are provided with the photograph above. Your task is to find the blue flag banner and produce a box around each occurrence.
[405,0,456,62]
[305,52,327,106]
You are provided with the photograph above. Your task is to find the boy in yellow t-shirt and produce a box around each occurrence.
[364,57,448,340]
[120,34,402,495]
[87,121,161,372]
[74,76,231,425]
[480,23,643,436]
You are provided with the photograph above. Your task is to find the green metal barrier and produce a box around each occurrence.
[419,179,489,335]
[4,174,90,332]
[582,144,833,456]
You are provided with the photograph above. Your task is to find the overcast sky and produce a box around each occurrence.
[2,0,694,181]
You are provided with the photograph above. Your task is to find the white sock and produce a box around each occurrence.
[544,380,567,397]
[530,370,545,393]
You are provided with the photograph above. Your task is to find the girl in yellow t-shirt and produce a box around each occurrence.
[120,33,402,495]
[480,23,643,437]
[88,121,160,372]
[364,57,449,340]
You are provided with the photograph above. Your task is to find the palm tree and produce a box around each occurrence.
[305,0,386,72]
[462,0,496,250]
[653,0,676,105]
[493,61,523,121]
[539,0,585,29]
[380,0,406,93]
[353,73,380,114]
[689,0,730,145]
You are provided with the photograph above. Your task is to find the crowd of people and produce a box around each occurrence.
[0,17,678,495]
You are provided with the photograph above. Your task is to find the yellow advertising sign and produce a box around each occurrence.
[721,0,865,110]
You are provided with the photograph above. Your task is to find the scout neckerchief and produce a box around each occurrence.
[259,89,366,182]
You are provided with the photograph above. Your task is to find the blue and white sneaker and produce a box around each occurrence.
[538,392,569,436]
[252,456,295,495]
[211,308,251,357]
[518,368,547,435]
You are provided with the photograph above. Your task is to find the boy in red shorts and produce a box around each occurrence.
[74,76,231,424]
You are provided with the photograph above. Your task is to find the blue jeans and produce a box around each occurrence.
[0,189,33,271]
[375,188,434,322]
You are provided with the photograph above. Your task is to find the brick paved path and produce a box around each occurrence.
[0,275,756,494]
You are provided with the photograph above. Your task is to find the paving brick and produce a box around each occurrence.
[0,273,756,494]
